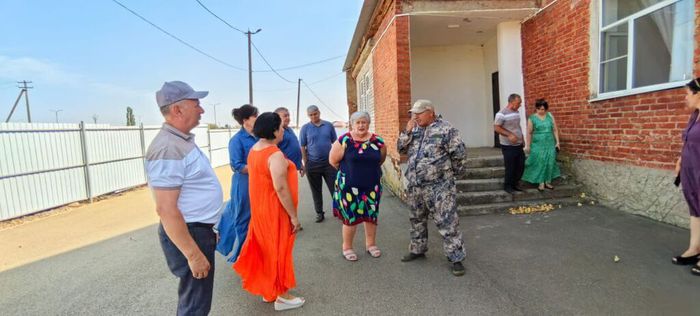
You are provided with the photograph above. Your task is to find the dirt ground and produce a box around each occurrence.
[0,166,233,272]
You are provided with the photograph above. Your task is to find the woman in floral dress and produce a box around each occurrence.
[329,111,386,261]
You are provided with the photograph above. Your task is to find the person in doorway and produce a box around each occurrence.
[494,93,526,193]
[522,99,561,191]
[329,111,386,261]
[146,81,223,315]
[216,104,258,263]
[299,105,337,223]
[397,99,468,276]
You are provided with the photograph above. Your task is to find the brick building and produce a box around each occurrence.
[344,0,699,226]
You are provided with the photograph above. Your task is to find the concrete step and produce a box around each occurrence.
[456,183,581,206]
[456,190,512,205]
[465,155,504,168]
[457,178,504,192]
[462,166,505,180]
[457,197,582,216]
[512,183,581,202]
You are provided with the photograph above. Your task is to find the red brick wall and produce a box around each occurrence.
[372,2,411,161]
[522,0,699,170]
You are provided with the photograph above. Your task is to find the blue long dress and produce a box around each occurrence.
[216,129,257,263]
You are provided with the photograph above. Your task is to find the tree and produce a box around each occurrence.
[126,107,135,126]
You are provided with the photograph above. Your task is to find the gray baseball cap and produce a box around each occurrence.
[155,81,208,108]
[409,99,434,114]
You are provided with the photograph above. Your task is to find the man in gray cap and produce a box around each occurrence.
[397,99,468,276]
[146,81,223,315]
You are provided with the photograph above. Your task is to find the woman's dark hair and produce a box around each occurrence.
[686,78,700,95]
[232,104,258,125]
[535,98,549,110]
[253,112,282,140]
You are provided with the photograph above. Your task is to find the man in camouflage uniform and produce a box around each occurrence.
[397,99,468,276]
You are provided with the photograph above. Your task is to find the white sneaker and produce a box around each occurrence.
[262,297,275,303]
[274,296,305,311]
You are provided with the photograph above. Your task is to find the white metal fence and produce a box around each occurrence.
[0,122,237,221]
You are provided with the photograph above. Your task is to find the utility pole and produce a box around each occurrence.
[92,114,98,124]
[245,28,261,105]
[5,81,33,123]
[19,81,33,122]
[296,78,302,128]
[49,109,63,123]
[208,103,220,127]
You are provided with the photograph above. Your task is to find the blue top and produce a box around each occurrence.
[300,120,337,163]
[229,129,258,174]
[277,127,303,170]
[337,132,384,190]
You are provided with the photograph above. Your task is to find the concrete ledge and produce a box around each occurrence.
[569,158,689,227]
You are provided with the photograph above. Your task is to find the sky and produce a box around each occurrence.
[0,0,362,127]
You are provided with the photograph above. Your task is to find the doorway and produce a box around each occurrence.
[491,72,501,148]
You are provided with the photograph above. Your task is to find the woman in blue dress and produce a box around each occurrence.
[217,104,258,263]
[329,111,386,261]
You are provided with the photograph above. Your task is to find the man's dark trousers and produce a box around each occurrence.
[158,223,216,316]
[305,160,336,216]
[501,144,525,190]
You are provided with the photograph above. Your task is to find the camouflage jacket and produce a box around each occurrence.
[397,118,468,187]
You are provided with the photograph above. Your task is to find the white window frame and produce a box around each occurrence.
[356,56,375,131]
[593,0,694,101]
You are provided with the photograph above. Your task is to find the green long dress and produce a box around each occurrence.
[522,112,560,184]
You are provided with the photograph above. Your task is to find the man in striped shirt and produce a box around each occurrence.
[494,93,525,193]
[146,81,223,315]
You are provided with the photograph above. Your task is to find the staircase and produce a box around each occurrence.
[456,148,582,216]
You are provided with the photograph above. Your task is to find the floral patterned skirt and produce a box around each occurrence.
[332,171,381,226]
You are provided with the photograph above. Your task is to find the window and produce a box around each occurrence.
[599,0,694,96]
[356,57,375,131]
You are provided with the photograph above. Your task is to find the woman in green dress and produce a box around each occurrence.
[523,99,561,191]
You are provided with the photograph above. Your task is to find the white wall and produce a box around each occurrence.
[497,21,527,138]
[483,36,499,147]
[410,44,491,147]
[0,123,235,221]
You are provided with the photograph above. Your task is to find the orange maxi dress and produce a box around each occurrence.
[233,145,298,301]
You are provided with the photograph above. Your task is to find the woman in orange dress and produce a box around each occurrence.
[233,112,304,311]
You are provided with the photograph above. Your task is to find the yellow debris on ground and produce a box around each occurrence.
[508,203,555,215]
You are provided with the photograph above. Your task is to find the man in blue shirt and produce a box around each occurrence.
[300,105,337,222]
[274,107,304,174]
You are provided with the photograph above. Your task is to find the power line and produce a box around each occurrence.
[255,54,345,73]
[302,79,343,119]
[192,0,345,73]
[251,41,296,84]
[254,71,344,92]
[194,0,246,34]
[110,0,247,71]
[307,71,344,85]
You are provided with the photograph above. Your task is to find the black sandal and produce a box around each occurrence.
[672,254,700,265]
[691,265,700,276]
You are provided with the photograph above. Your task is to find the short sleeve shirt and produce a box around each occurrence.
[494,107,523,146]
[145,124,223,224]
[299,120,337,163]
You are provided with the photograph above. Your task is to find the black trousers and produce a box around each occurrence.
[305,160,337,215]
[158,223,217,316]
[501,145,525,190]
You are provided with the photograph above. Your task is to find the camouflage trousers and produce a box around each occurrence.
[405,180,466,263]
